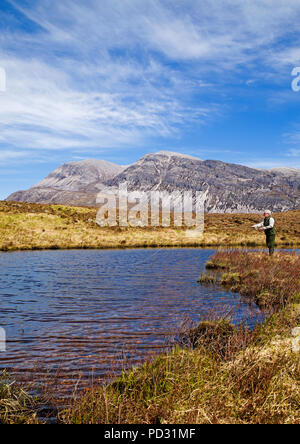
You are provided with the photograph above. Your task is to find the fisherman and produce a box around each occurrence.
[252,210,276,256]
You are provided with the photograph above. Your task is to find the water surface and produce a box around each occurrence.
[0,248,264,388]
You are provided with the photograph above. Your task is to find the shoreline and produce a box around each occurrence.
[60,250,300,424]
[1,243,299,254]
[1,250,299,424]
[1,201,299,252]
[1,242,300,253]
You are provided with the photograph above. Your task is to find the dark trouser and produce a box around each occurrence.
[266,234,275,256]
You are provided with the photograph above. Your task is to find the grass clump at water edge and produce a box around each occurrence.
[1,251,299,424]
[59,251,300,424]
[0,372,41,424]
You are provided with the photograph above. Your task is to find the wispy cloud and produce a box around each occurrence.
[1,0,300,164]
[1,1,222,156]
[0,55,214,152]
[0,149,32,162]
[287,148,300,157]
[246,159,300,169]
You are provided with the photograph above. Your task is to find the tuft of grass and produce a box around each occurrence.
[197,274,218,284]
[1,250,299,424]
[205,260,227,269]
[0,372,41,424]
[199,250,300,309]
[59,252,300,424]
[0,201,300,251]
[59,305,300,424]
[220,272,241,286]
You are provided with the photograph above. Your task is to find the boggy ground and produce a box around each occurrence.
[0,201,299,251]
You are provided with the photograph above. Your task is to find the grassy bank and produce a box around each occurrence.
[201,250,300,307]
[0,201,300,251]
[1,251,299,424]
[57,251,299,424]
[0,372,40,424]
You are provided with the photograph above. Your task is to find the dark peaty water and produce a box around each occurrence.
[0,248,263,389]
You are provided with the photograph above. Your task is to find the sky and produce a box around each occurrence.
[1,0,300,199]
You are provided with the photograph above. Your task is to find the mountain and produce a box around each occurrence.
[270,167,300,177]
[7,159,126,207]
[105,152,300,212]
[33,159,125,191]
[6,151,300,212]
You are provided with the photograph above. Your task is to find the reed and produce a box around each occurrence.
[0,372,40,424]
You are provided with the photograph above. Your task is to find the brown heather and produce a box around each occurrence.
[203,250,300,308]
[0,201,300,251]
[58,251,299,424]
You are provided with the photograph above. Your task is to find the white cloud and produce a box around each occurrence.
[0,55,214,151]
[271,48,300,67]
[246,159,300,169]
[9,0,300,69]
[141,0,300,67]
[0,150,32,161]
[283,127,300,146]
[287,148,300,157]
[1,0,300,157]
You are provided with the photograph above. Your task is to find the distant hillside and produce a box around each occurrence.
[7,159,126,207]
[1,201,299,252]
[6,151,300,213]
[105,152,300,213]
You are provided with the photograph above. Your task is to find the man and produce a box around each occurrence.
[252,210,276,256]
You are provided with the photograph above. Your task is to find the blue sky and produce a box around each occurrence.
[1,0,300,199]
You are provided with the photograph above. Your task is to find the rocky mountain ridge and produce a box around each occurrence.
[6,151,300,213]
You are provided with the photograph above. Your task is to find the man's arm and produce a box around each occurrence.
[252,221,264,230]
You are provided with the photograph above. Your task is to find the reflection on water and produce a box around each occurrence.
[0,248,263,388]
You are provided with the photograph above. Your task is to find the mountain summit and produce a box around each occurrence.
[148,151,202,161]
[6,152,300,212]
[7,159,125,207]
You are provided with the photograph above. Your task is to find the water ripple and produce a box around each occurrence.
[0,248,264,388]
